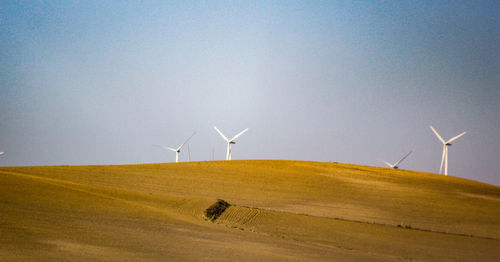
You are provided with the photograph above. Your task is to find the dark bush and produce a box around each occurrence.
[205,199,231,221]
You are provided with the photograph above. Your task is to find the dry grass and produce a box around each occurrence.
[1,160,499,261]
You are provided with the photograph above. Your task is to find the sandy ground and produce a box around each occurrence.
[1,160,499,261]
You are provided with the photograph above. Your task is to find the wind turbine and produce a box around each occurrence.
[430,126,466,176]
[380,151,412,169]
[214,126,249,160]
[155,132,196,163]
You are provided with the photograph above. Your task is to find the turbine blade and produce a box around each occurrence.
[393,151,412,167]
[430,126,446,144]
[230,128,249,141]
[214,126,230,142]
[380,159,393,168]
[178,132,196,150]
[166,147,178,152]
[446,131,466,144]
[153,145,176,152]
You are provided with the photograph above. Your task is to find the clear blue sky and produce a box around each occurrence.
[1,1,499,185]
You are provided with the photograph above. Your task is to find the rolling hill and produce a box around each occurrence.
[1,160,499,261]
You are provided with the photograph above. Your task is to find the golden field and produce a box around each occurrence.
[1,160,499,261]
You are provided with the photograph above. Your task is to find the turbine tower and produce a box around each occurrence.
[214,126,249,160]
[380,151,412,169]
[156,132,195,163]
[430,126,466,176]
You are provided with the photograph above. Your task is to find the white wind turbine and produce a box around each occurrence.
[430,126,466,176]
[155,132,196,163]
[214,126,249,160]
[380,151,412,169]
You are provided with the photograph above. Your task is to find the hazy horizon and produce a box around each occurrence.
[1,1,499,185]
